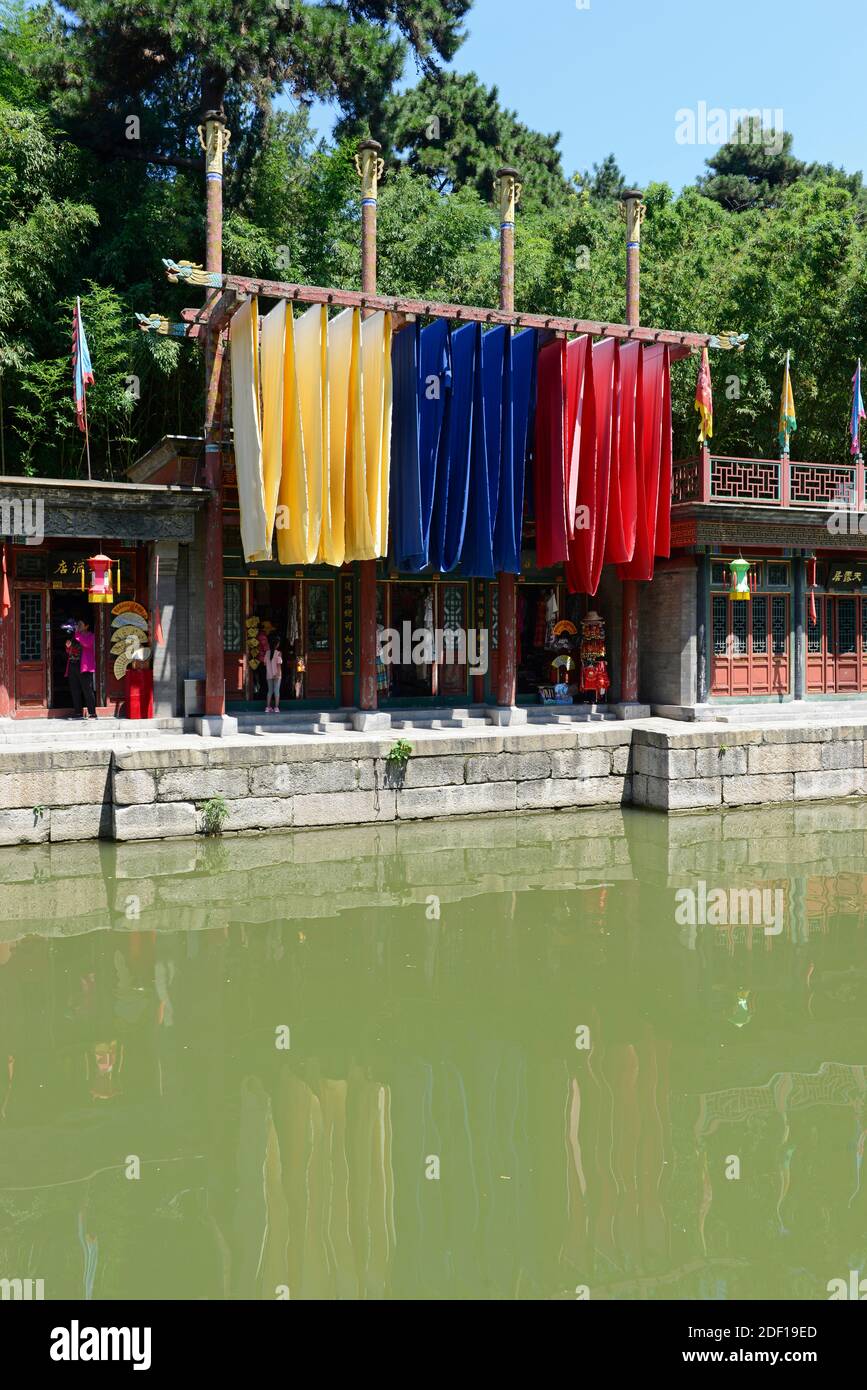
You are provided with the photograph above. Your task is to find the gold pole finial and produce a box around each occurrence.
[496,165,523,225]
[355,138,384,202]
[197,109,231,178]
[618,187,647,244]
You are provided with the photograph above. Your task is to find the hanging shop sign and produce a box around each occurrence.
[340,574,356,675]
[824,563,865,591]
[46,551,134,592]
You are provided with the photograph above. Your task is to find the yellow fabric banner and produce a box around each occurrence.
[276,307,308,564]
[341,309,377,561]
[294,304,327,563]
[360,311,393,556]
[260,300,286,541]
[324,309,354,568]
[230,297,270,562]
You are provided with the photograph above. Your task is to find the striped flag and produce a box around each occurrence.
[851,359,865,456]
[694,346,713,443]
[72,296,94,433]
[778,350,796,454]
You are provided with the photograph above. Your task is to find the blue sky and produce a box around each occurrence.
[306,0,866,191]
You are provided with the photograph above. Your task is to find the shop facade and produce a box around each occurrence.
[0,476,207,719]
[660,447,867,711]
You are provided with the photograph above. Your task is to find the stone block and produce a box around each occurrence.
[550,749,612,779]
[223,798,296,832]
[393,755,467,788]
[0,807,50,845]
[486,707,527,726]
[516,777,620,810]
[250,760,357,797]
[695,745,748,777]
[794,768,867,801]
[293,789,396,827]
[158,767,249,802]
[0,767,109,811]
[747,743,821,774]
[722,773,794,806]
[113,802,198,841]
[633,744,697,779]
[639,776,721,811]
[191,715,238,737]
[113,769,157,805]
[466,751,551,782]
[821,740,866,770]
[610,746,632,776]
[50,803,113,841]
[396,781,516,820]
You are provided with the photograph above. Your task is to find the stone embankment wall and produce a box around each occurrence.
[2,720,867,844]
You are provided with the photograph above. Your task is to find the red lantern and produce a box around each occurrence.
[86,552,114,604]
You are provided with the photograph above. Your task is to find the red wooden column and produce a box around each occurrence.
[495,167,521,710]
[0,543,11,717]
[357,140,382,714]
[201,109,230,721]
[620,189,646,708]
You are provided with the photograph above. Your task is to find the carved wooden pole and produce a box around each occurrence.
[620,188,646,707]
[495,166,521,708]
[356,139,383,712]
[200,109,230,717]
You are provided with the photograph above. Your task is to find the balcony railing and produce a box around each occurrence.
[672,450,865,510]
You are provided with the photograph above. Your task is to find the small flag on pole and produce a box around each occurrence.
[851,359,865,457]
[72,296,94,479]
[778,350,796,455]
[72,297,94,433]
[694,346,713,443]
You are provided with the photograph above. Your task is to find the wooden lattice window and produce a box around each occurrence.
[837,597,857,654]
[712,596,728,655]
[752,598,767,654]
[732,602,748,656]
[18,592,42,661]
[772,596,787,655]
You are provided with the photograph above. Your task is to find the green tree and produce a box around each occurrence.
[381,70,573,210]
[698,122,865,213]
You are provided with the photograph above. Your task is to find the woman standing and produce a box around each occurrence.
[74,618,98,719]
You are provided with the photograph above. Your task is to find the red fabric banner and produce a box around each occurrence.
[619,343,667,581]
[535,339,672,591]
[533,339,569,567]
[606,340,638,565]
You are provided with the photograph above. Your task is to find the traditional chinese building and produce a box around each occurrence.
[0,475,206,718]
[662,447,867,712]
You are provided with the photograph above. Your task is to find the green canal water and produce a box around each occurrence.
[1,803,866,1302]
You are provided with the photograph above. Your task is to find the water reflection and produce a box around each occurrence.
[0,804,866,1300]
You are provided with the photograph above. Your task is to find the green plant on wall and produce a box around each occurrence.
[201,795,229,837]
[384,739,413,789]
[387,739,413,768]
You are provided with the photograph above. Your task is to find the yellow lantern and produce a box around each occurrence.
[729,557,752,601]
[86,552,114,604]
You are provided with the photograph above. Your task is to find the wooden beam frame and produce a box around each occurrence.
[162,260,747,352]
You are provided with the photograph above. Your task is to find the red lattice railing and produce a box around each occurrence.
[672,450,865,510]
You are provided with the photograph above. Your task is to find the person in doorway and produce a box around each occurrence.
[74,617,97,718]
[64,632,84,719]
[264,632,283,713]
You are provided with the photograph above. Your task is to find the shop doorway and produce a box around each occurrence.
[516,583,566,699]
[49,591,95,709]
[227,577,336,706]
[14,588,48,708]
[710,593,789,697]
[376,580,469,702]
[807,596,867,693]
